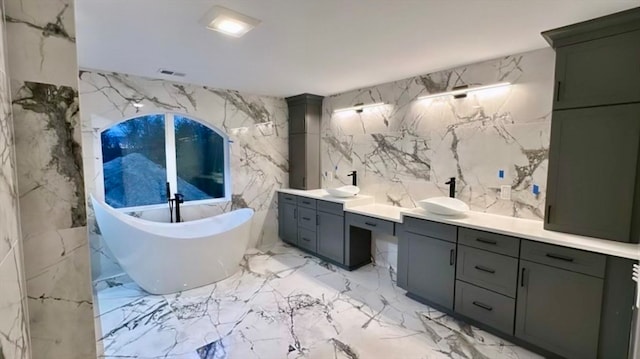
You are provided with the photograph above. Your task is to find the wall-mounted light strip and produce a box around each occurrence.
[333,102,386,114]
[417,82,511,101]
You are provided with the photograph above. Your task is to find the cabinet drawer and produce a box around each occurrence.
[455,281,515,335]
[458,228,520,257]
[297,197,317,209]
[346,213,394,235]
[404,217,456,243]
[297,207,317,230]
[457,245,519,298]
[279,193,297,204]
[317,200,343,216]
[520,241,606,278]
[297,228,317,252]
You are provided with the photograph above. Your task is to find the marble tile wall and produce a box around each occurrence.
[0,1,30,358]
[4,0,96,358]
[322,48,554,219]
[78,71,289,281]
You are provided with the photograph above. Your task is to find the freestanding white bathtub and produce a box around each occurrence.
[91,195,254,294]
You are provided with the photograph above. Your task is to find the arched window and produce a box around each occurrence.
[100,113,230,209]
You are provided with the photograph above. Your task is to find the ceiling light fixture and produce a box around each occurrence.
[200,5,261,38]
[333,102,386,114]
[418,82,511,101]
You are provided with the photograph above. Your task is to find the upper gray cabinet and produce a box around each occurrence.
[545,104,640,241]
[552,29,640,110]
[542,8,640,243]
[286,94,323,190]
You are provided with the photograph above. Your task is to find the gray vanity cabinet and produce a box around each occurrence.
[406,232,456,310]
[544,103,640,242]
[317,209,345,263]
[516,259,605,359]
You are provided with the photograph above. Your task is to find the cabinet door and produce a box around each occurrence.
[554,29,640,109]
[288,133,307,189]
[515,260,604,359]
[317,212,344,263]
[281,203,298,245]
[406,232,456,310]
[545,104,640,242]
[289,103,307,134]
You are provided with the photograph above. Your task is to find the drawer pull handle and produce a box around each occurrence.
[364,222,377,227]
[302,217,311,221]
[302,237,310,242]
[474,265,496,274]
[302,201,311,204]
[545,253,574,262]
[476,238,497,245]
[294,208,297,219]
[521,267,526,287]
[449,249,455,266]
[472,301,493,311]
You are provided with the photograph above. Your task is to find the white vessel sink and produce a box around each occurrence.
[417,197,469,216]
[326,185,360,198]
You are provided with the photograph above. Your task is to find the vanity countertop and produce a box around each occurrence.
[401,208,640,260]
[277,188,640,260]
[344,204,404,223]
[277,188,374,208]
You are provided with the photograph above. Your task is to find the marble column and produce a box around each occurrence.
[4,0,95,358]
[0,1,29,357]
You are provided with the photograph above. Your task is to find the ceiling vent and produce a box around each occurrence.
[158,68,186,77]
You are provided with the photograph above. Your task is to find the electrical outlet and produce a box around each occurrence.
[500,185,511,200]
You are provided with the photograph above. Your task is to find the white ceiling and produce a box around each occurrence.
[76,0,639,97]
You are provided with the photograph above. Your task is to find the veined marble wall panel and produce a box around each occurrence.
[322,48,554,219]
[0,247,29,359]
[4,0,77,87]
[0,2,29,355]
[78,71,288,280]
[5,0,95,358]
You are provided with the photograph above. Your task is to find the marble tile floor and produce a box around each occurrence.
[93,242,542,359]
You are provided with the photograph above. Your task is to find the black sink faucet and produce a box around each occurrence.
[445,177,456,198]
[347,170,357,186]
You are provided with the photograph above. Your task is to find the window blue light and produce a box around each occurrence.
[174,115,226,201]
[101,114,229,209]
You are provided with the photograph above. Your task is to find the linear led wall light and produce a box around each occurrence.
[417,82,511,101]
[333,102,386,114]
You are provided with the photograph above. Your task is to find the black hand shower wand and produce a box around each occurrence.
[166,182,174,223]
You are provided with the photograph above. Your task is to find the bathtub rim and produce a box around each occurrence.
[90,194,254,239]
